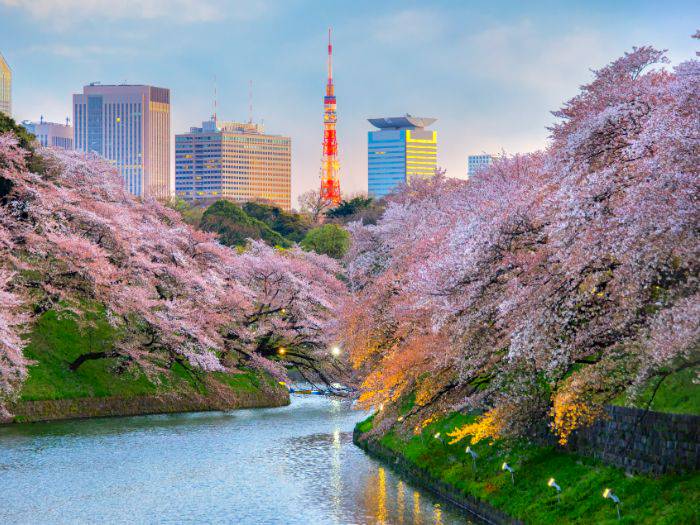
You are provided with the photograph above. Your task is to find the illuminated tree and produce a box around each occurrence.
[342,44,699,442]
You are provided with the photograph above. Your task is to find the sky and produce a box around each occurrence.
[1,0,698,205]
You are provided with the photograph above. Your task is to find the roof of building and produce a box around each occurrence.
[368,114,437,130]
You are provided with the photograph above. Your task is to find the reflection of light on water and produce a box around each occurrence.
[433,503,443,525]
[413,491,421,525]
[397,480,405,524]
[331,427,341,520]
[378,467,387,525]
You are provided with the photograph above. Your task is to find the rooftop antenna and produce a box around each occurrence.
[248,79,253,124]
[65,116,70,126]
[40,115,44,124]
[213,75,218,123]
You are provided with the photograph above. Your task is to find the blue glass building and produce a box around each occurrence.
[367,115,437,198]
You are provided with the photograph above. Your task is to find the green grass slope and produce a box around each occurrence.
[612,367,700,415]
[356,413,700,524]
[14,305,285,419]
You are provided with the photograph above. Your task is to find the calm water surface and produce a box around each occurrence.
[0,395,473,524]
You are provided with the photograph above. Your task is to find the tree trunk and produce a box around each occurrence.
[69,351,115,371]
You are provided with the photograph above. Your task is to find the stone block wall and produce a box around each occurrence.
[566,406,700,475]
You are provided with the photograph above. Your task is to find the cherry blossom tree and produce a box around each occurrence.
[0,131,348,415]
[342,43,699,443]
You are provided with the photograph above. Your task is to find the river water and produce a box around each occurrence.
[0,395,473,524]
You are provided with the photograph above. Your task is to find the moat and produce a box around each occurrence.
[0,395,473,524]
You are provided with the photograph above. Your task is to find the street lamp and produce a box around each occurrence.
[502,462,515,485]
[465,446,478,471]
[603,488,621,520]
[331,346,341,357]
[277,347,286,356]
[434,432,448,451]
[548,478,562,502]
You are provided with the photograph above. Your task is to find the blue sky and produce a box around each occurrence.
[1,0,698,204]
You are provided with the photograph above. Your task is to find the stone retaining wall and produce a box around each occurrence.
[6,386,290,424]
[565,406,700,475]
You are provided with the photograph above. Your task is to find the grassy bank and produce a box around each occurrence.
[8,307,288,423]
[611,366,700,415]
[355,412,699,524]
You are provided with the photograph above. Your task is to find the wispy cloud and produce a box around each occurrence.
[458,19,608,95]
[22,44,139,60]
[370,8,446,46]
[1,0,269,24]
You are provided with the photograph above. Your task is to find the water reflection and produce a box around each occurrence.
[0,395,474,524]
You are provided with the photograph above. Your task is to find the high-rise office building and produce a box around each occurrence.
[367,115,437,199]
[467,154,494,178]
[175,118,292,211]
[73,83,170,200]
[0,52,11,116]
[22,118,73,149]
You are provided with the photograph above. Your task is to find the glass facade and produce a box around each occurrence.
[0,53,11,116]
[73,85,170,200]
[467,154,494,178]
[368,123,437,199]
[86,96,103,154]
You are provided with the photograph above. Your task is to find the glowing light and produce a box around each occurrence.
[277,347,286,356]
[603,488,611,499]
[331,346,341,357]
[434,432,441,439]
[548,478,556,487]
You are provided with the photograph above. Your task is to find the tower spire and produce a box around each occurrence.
[320,27,341,205]
[248,79,253,124]
[327,27,333,85]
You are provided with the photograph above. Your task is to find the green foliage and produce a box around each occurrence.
[242,201,312,243]
[326,196,374,218]
[0,113,46,174]
[0,113,37,152]
[200,199,291,248]
[326,195,385,225]
[300,224,350,259]
[613,366,700,415]
[357,412,699,524]
[166,197,205,227]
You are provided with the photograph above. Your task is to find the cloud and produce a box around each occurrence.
[23,44,139,60]
[1,0,269,24]
[370,8,446,46]
[457,19,608,96]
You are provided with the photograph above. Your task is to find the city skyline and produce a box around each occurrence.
[1,0,698,205]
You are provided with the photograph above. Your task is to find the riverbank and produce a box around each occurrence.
[354,412,700,524]
[3,308,289,424]
[8,377,289,423]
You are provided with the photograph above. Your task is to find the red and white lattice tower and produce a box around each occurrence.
[320,28,341,204]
